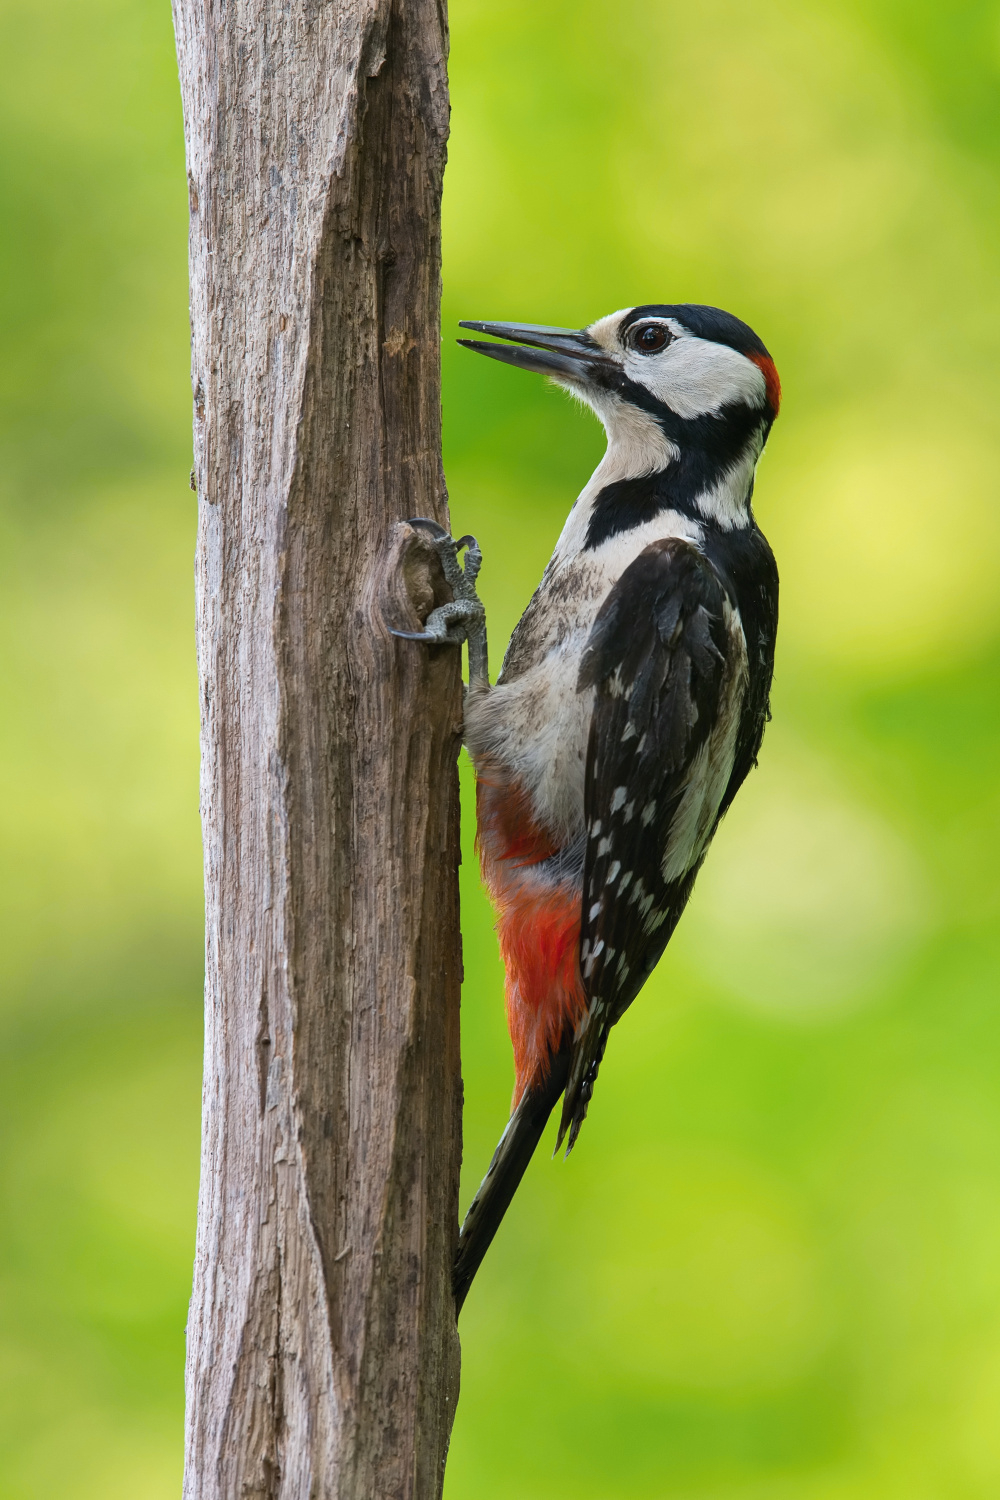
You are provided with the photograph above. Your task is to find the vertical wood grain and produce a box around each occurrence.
[172,0,462,1492]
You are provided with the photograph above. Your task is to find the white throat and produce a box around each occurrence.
[589,392,679,484]
[549,384,763,562]
[548,392,677,563]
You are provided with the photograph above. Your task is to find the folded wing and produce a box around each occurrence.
[558,537,745,1149]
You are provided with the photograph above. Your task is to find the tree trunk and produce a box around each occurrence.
[172,0,462,1494]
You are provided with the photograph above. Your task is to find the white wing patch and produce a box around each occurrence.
[660,602,749,882]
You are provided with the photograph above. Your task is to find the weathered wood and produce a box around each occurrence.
[172,0,462,1493]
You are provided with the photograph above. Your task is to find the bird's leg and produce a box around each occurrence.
[391,518,489,691]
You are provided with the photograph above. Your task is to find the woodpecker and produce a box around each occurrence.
[396,304,780,1312]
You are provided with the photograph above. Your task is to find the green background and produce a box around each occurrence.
[1,0,998,1495]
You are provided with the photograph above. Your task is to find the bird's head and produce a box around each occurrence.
[459,305,780,527]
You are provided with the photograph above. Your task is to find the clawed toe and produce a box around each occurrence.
[393,517,490,688]
[389,626,441,643]
[407,516,449,540]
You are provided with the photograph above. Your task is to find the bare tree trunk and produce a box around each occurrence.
[172,0,462,1494]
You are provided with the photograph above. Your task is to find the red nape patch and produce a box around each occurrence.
[476,766,587,1105]
[749,353,781,415]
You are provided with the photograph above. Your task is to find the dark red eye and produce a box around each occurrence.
[630,323,672,353]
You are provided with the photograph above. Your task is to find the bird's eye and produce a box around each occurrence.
[629,323,672,354]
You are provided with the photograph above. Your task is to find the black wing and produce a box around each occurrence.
[557,538,739,1149]
[703,522,779,821]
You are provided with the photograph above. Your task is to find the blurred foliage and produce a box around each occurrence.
[0,0,997,1495]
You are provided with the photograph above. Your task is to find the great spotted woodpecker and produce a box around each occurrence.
[397,304,780,1311]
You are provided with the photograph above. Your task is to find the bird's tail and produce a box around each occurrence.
[454,1044,571,1314]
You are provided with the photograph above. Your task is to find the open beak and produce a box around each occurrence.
[457,320,618,385]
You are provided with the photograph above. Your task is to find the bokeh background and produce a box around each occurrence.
[0,0,998,1495]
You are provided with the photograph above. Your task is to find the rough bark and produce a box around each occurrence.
[172,0,462,1494]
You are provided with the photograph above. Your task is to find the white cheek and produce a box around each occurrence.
[626,338,766,419]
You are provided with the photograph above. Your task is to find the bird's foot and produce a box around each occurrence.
[391,518,489,688]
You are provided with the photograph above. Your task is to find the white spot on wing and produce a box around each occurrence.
[611,786,627,813]
[661,603,748,882]
[583,938,605,979]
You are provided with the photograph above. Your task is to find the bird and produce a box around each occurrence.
[394,303,781,1312]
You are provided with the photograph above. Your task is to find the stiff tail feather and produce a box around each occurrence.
[454,1045,571,1314]
[555,1009,610,1156]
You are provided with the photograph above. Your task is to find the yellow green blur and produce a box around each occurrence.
[0,0,998,1495]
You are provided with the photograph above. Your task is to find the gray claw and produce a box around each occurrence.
[455,535,482,588]
[389,627,443,643]
[394,519,490,689]
[407,516,449,540]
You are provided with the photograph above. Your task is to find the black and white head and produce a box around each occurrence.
[459,305,780,532]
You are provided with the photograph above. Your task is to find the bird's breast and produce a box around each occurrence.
[464,626,595,851]
[464,509,706,850]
